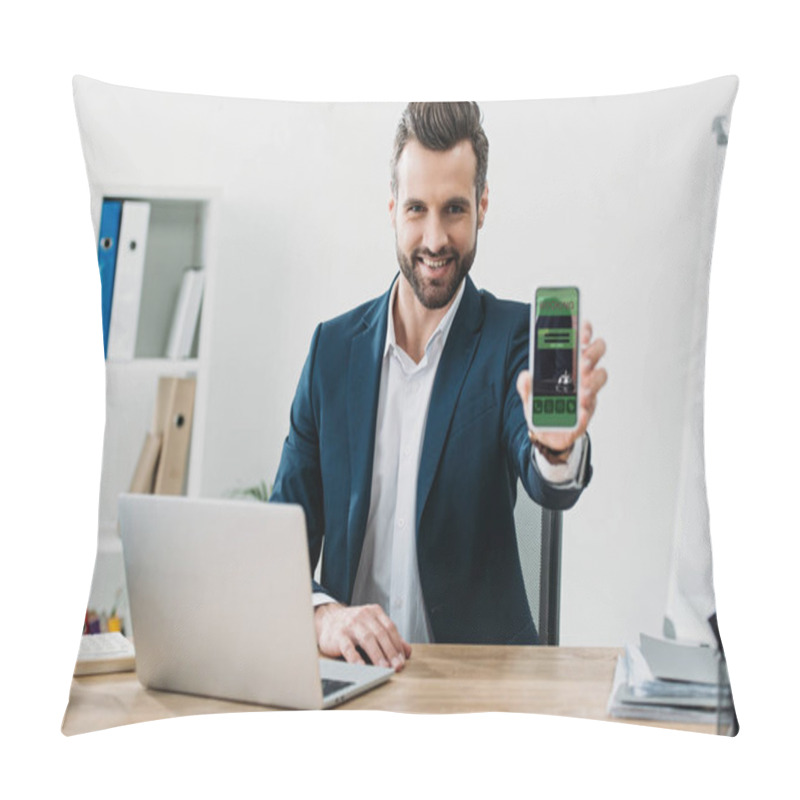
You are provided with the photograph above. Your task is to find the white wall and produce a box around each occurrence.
[74,76,735,646]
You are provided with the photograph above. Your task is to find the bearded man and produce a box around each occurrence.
[271,102,607,668]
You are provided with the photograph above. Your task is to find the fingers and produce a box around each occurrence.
[581,336,606,372]
[534,433,581,456]
[374,605,413,659]
[339,637,366,665]
[317,603,411,671]
[516,370,533,428]
[581,366,608,402]
[360,605,410,669]
[577,322,607,419]
[516,369,531,402]
[576,366,605,432]
[574,407,590,441]
[357,629,390,668]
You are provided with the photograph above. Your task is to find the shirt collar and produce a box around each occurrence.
[384,276,467,359]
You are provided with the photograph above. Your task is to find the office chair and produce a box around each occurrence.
[514,484,562,645]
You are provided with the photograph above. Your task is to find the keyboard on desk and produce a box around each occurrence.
[75,632,136,676]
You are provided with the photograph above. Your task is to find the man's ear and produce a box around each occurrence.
[478,183,489,229]
[389,189,396,228]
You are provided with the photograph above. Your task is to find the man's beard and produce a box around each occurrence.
[396,240,478,310]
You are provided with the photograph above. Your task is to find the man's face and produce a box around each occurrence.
[390,139,488,310]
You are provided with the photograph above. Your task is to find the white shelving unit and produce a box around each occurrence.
[87,187,220,631]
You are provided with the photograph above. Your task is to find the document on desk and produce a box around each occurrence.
[639,633,719,684]
[625,641,717,701]
[606,635,721,723]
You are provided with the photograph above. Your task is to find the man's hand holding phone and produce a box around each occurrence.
[517,320,607,462]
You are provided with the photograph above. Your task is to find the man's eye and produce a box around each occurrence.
[407,205,424,214]
[447,205,466,214]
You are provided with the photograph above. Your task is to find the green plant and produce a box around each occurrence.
[230,479,272,503]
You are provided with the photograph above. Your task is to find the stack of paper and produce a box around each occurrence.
[607,633,721,724]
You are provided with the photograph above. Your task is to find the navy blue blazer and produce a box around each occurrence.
[271,276,591,645]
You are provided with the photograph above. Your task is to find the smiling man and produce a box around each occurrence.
[271,102,607,670]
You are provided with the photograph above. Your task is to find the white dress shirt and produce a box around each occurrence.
[314,279,585,643]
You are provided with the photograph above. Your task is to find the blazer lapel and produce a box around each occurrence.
[416,277,484,529]
[346,284,391,596]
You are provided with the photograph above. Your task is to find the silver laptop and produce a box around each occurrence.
[118,493,394,709]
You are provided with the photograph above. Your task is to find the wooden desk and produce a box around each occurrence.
[62,645,716,736]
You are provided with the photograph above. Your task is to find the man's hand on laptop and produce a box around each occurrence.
[314,603,412,671]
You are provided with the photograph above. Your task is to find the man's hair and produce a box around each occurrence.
[390,102,488,203]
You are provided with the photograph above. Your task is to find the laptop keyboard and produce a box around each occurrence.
[322,678,355,697]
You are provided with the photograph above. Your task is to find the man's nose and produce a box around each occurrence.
[422,214,448,254]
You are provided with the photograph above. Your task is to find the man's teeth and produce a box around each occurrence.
[421,257,449,268]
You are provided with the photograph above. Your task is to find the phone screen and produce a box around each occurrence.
[531,287,579,429]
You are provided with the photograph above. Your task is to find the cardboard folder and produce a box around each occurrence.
[129,432,162,494]
[152,376,196,495]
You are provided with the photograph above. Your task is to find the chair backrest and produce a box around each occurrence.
[514,484,563,645]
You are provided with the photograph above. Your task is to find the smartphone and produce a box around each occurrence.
[529,286,580,431]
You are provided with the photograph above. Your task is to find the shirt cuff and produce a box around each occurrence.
[532,434,586,486]
[312,592,338,607]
